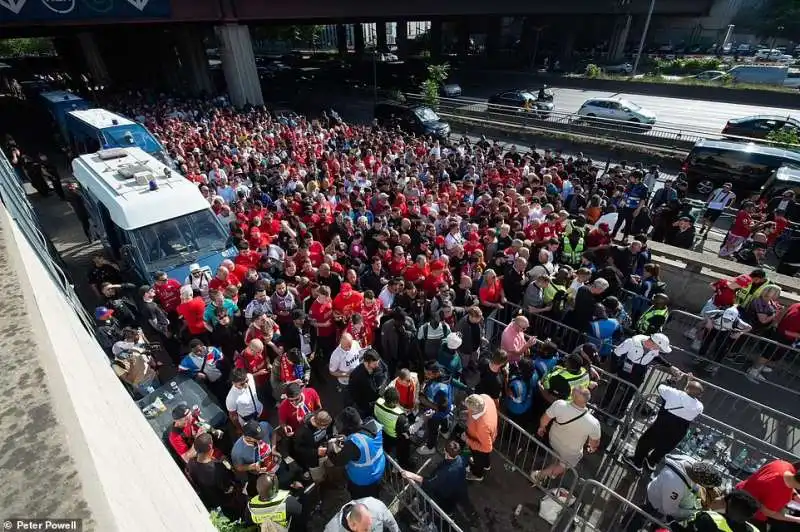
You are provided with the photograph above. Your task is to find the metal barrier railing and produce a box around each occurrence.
[566,478,672,532]
[487,316,641,428]
[0,150,95,333]
[617,389,798,487]
[662,309,800,395]
[520,310,800,457]
[383,454,466,532]
[493,411,581,531]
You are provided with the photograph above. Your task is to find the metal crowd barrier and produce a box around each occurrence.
[0,149,95,333]
[638,365,800,457]
[493,412,581,531]
[382,454,465,532]
[517,311,800,457]
[566,479,672,532]
[662,309,800,395]
[617,388,798,486]
[487,316,641,428]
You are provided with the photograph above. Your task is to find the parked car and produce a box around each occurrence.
[754,48,783,61]
[576,97,656,128]
[692,70,728,81]
[439,83,462,98]
[736,44,753,55]
[681,138,800,195]
[722,115,800,140]
[373,101,450,139]
[603,63,633,74]
[487,89,554,118]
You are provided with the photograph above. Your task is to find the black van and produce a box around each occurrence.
[374,101,451,139]
[681,139,800,196]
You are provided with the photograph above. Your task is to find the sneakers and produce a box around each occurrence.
[622,456,644,474]
[747,367,766,383]
[468,456,490,471]
[761,366,773,374]
[465,471,484,482]
[417,445,437,455]
[644,457,657,472]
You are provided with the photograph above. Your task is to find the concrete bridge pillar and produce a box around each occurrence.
[609,14,632,61]
[430,18,443,59]
[216,24,263,106]
[376,22,388,52]
[77,32,110,87]
[336,24,348,55]
[395,20,408,56]
[177,27,213,96]
[353,23,365,56]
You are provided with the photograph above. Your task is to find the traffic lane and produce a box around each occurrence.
[453,71,798,134]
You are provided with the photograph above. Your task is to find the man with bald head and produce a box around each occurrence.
[329,333,363,389]
[500,315,537,363]
[324,497,399,532]
[624,378,704,474]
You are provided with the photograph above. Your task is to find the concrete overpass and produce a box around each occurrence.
[0,0,716,107]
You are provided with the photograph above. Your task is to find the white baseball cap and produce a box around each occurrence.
[446,332,463,350]
[649,333,672,353]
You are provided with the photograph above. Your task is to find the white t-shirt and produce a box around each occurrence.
[329,341,363,385]
[657,384,703,422]
[707,188,736,210]
[225,374,264,425]
[546,400,601,467]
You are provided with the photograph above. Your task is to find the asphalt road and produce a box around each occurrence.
[453,70,799,136]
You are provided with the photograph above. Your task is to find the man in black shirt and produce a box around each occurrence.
[569,278,609,334]
[504,257,529,307]
[665,216,696,250]
[359,256,388,295]
[292,410,334,474]
[186,433,244,520]
[347,350,388,419]
[317,263,342,298]
[88,255,122,299]
[475,349,508,402]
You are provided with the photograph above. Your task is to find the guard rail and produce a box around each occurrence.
[403,93,800,153]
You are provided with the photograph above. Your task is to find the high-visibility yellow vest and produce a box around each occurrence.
[542,366,590,391]
[699,511,758,532]
[736,282,773,308]
[249,489,290,526]
[373,398,404,438]
[637,307,669,334]
[561,237,585,266]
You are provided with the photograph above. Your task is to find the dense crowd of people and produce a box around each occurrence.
[7,89,800,532]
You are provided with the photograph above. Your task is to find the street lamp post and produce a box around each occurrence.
[631,0,656,77]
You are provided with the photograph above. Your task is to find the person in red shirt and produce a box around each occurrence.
[423,260,448,297]
[720,202,757,258]
[235,338,270,390]
[478,269,506,317]
[153,271,181,314]
[360,290,383,347]
[309,285,337,358]
[208,266,233,293]
[177,285,209,340]
[332,282,364,324]
[403,256,430,286]
[168,404,223,462]
[586,223,612,249]
[277,382,322,435]
[222,259,247,286]
[736,459,800,528]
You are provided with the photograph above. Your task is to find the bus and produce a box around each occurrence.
[71,147,236,284]
[65,108,169,164]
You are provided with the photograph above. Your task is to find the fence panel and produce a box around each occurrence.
[566,479,672,532]
[383,454,465,532]
[493,412,581,531]
[616,388,798,488]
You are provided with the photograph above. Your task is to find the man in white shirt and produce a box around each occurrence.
[329,333,363,387]
[700,182,736,236]
[624,380,704,473]
[532,387,601,483]
[226,368,264,428]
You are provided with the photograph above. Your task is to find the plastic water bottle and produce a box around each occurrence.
[170,381,179,395]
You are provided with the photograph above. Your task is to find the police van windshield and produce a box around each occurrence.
[103,124,162,155]
[130,209,229,271]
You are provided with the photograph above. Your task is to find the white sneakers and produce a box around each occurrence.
[747,367,766,383]
[417,445,436,455]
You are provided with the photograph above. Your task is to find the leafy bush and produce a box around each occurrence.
[652,57,725,75]
[420,63,450,108]
[585,64,601,78]
[210,510,257,532]
[767,126,800,146]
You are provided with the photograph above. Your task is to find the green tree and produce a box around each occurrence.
[734,0,800,40]
[209,510,256,532]
[0,37,54,57]
[420,63,450,107]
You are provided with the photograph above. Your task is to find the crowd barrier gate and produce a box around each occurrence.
[493,412,582,531]
[565,479,672,532]
[383,454,465,532]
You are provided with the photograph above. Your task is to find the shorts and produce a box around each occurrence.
[704,208,724,222]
